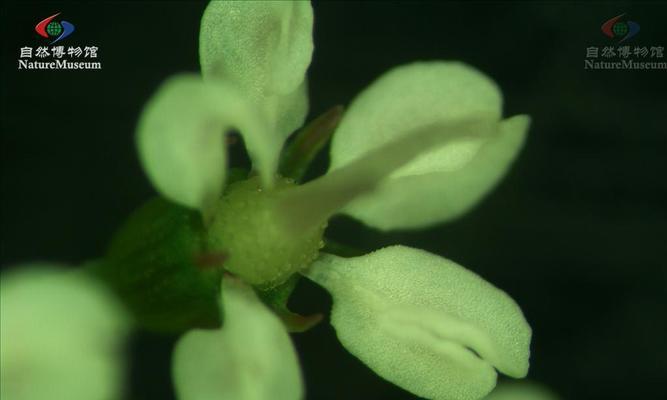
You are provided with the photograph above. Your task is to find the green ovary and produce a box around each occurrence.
[207,176,325,288]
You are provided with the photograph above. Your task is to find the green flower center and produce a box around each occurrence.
[207,176,325,288]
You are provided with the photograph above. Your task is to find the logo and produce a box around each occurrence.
[585,14,664,71]
[35,12,75,44]
[17,11,101,71]
[601,13,639,43]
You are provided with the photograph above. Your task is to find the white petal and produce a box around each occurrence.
[199,1,313,96]
[199,1,313,182]
[304,246,532,400]
[329,61,529,230]
[273,117,494,236]
[342,115,530,230]
[137,74,267,212]
[172,279,303,400]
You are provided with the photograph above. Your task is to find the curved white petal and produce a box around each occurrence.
[342,115,530,230]
[329,61,529,230]
[274,117,494,236]
[137,74,267,212]
[199,1,313,96]
[274,80,309,143]
[304,246,532,400]
[172,279,303,400]
[199,1,313,182]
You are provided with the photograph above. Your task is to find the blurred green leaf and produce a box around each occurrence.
[0,267,129,400]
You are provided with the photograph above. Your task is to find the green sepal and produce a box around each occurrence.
[321,238,366,258]
[256,275,322,333]
[279,105,344,182]
[92,197,224,333]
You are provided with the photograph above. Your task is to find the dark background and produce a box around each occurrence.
[1,1,665,399]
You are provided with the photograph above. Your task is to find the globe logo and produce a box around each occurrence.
[35,12,75,44]
[46,21,63,36]
[611,22,628,37]
[601,14,640,43]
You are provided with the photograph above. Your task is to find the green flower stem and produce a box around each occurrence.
[279,105,344,181]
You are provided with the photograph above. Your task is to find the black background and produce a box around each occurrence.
[1,2,666,400]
